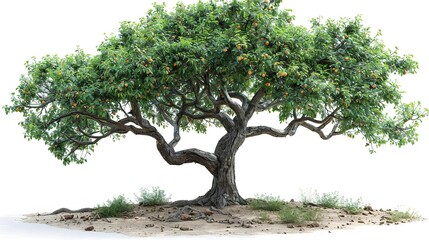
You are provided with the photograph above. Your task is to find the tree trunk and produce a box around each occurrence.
[172,129,247,208]
[195,156,247,208]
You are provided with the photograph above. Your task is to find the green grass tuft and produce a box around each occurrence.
[135,186,171,206]
[342,197,364,214]
[278,205,320,224]
[389,209,420,222]
[249,194,285,211]
[95,195,134,218]
[317,191,343,209]
[300,189,364,214]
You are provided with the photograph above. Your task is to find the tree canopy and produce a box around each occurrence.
[5,0,428,167]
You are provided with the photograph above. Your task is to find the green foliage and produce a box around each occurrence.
[3,0,428,165]
[135,186,171,206]
[250,194,285,211]
[95,195,134,218]
[278,205,320,224]
[389,209,420,222]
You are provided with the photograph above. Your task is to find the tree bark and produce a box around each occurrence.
[195,155,247,208]
[172,129,247,208]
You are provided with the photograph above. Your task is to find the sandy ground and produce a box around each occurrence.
[23,203,414,238]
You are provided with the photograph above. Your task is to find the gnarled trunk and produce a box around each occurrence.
[172,129,247,208]
[196,155,247,208]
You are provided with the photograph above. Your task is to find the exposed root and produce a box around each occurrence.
[42,207,95,216]
[171,192,247,209]
[166,205,207,222]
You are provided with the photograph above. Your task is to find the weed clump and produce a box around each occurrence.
[300,189,364,214]
[249,194,285,211]
[389,209,420,222]
[135,186,171,206]
[250,194,319,224]
[278,205,320,224]
[95,195,134,218]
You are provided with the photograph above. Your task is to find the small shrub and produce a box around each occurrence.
[278,205,320,224]
[342,197,364,214]
[278,205,301,223]
[389,209,420,222]
[300,189,364,214]
[95,195,134,218]
[317,191,343,209]
[250,194,284,211]
[135,186,171,206]
[301,207,321,222]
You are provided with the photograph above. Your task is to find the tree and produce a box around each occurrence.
[4,0,428,208]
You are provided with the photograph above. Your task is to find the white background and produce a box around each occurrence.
[0,0,428,238]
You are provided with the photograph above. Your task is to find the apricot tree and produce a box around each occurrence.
[4,0,428,208]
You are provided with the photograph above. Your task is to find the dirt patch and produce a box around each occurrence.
[23,203,414,237]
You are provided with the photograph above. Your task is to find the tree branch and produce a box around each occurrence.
[148,131,219,175]
[130,100,154,128]
[164,148,219,175]
[246,125,298,138]
[76,125,117,139]
[220,87,245,121]
[256,98,284,112]
[245,87,266,120]
[47,111,126,130]
[229,92,249,110]
[154,100,182,147]
[301,122,341,139]
[246,108,341,139]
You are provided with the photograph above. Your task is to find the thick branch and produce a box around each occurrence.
[246,109,341,139]
[115,118,220,175]
[245,88,266,120]
[246,124,298,138]
[229,92,249,110]
[154,134,219,175]
[130,100,153,128]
